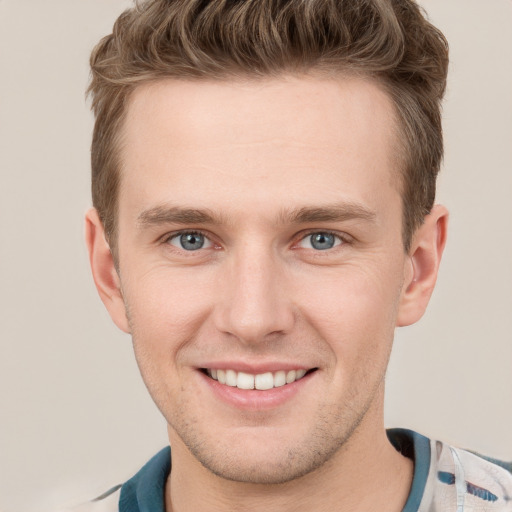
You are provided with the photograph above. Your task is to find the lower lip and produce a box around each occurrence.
[199,370,315,410]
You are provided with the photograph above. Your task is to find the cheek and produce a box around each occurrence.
[123,268,218,386]
[123,269,216,412]
[122,267,215,353]
[293,262,403,357]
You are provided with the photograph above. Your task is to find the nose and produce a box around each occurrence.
[212,245,295,344]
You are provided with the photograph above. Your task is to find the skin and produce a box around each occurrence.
[86,75,448,511]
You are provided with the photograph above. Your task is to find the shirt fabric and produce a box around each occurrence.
[69,429,512,511]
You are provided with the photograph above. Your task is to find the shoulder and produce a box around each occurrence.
[57,485,122,512]
[470,452,512,475]
[388,429,512,511]
[58,446,171,512]
[430,438,512,510]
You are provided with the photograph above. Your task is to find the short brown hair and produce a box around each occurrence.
[88,0,448,254]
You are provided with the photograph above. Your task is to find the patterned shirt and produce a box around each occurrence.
[66,429,512,511]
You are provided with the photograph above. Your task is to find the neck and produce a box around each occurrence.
[165,395,413,512]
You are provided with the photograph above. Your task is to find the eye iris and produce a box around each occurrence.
[310,233,335,250]
[180,233,204,250]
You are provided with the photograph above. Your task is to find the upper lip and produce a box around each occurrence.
[197,361,316,374]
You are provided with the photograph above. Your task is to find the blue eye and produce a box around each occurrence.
[168,232,212,251]
[298,232,342,250]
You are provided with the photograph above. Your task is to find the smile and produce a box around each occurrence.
[204,368,312,390]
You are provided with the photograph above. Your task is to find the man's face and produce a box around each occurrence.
[114,76,412,483]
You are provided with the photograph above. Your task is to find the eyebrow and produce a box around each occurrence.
[278,203,377,225]
[136,202,377,229]
[137,206,222,228]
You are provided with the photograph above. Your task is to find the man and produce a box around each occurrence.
[80,0,512,511]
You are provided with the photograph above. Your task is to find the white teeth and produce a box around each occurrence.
[274,370,286,387]
[296,369,307,379]
[207,368,310,390]
[255,372,274,390]
[286,370,296,384]
[225,369,237,387]
[237,371,255,390]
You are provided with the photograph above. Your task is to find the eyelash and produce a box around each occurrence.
[162,229,351,253]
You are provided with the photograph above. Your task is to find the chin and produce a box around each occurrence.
[196,450,334,485]
[180,424,351,485]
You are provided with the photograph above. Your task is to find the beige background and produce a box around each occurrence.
[0,1,511,511]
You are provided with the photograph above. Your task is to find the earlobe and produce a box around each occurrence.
[396,205,449,327]
[85,208,131,333]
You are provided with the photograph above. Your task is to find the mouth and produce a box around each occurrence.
[201,368,317,391]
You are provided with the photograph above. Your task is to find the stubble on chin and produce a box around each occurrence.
[165,375,386,486]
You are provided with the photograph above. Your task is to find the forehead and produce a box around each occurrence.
[119,75,400,221]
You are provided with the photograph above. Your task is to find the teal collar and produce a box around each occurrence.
[119,429,430,512]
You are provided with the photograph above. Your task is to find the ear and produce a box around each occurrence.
[85,208,131,333]
[396,204,449,327]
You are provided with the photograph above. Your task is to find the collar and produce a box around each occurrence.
[119,429,430,512]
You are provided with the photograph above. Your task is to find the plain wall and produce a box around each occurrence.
[0,1,511,511]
